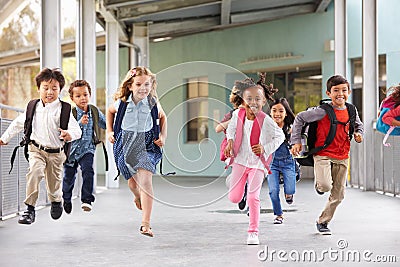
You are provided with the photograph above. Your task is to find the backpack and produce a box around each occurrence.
[72,104,109,171]
[223,108,273,174]
[9,99,71,173]
[113,97,175,178]
[219,109,235,162]
[376,97,400,146]
[294,99,356,167]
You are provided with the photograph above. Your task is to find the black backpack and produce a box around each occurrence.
[295,99,356,166]
[9,99,71,173]
[71,104,108,171]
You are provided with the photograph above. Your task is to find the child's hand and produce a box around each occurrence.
[224,139,233,158]
[251,144,264,155]
[0,139,7,145]
[291,144,302,156]
[59,128,72,141]
[80,114,89,125]
[108,131,115,144]
[154,136,164,147]
[354,132,363,143]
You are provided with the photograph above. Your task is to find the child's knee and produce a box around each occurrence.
[316,182,332,192]
[228,192,243,203]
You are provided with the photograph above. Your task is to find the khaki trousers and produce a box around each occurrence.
[24,144,66,206]
[313,155,349,224]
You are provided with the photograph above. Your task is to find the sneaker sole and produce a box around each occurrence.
[81,203,92,212]
[247,241,260,245]
[318,231,332,235]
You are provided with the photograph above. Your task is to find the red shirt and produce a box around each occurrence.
[315,108,350,160]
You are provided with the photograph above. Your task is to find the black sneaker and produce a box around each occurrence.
[316,222,332,235]
[238,194,246,210]
[315,184,324,195]
[18,210,35,225]
[63,201,72,214]
[50,201,63,220]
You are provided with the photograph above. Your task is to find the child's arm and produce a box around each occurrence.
[0,113,26,145]
[61,112,82,142]
[215,120,230,133]
[382,105,400,126]
[224,110,239,157]
[106,104,117,143]
[259,115,285,156]
[353,107,364,143]
[154,103,167,147]
[290,108,326,155]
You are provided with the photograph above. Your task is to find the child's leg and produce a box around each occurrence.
[313,155,333,193]
[282,158,296,196]
[318,159,348,224]
[24,146,47,206]
[267,168,282,216]
[228,163,248,203]
[79,153,95,204]
[62,162,78,203]
[134,168,154,225]
[45,151,67,203]
[246,168,264,233]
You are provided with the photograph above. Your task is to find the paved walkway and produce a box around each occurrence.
[0,177,399,267]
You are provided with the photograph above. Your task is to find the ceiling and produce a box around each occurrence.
[98,0,332,41]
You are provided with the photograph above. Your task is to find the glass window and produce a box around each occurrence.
[186,77,209,142]
[351,55,386,120]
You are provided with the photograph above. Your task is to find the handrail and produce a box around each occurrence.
[0,103,24,119]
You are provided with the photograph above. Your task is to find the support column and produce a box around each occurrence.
[76,0,96,103]
[132,24,149,67]
[105,21,119,188]
[40,0,61,69]
[334,0,347,76]
[362,0,378,191]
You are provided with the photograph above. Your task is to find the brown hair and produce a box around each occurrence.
[326,75,350,92]
[114,66,157,102]
[35,68,65,90]
[68,80,92,97]
[387,84,400,106]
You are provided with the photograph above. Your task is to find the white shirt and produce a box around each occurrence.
[226,109,285,170]
[1,99,82,148]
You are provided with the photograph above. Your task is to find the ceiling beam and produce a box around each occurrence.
[315,0,332,12]
[149,17,219,38]
[231,4,315,24]
[220,0,231,25]
[0,0,29,29]
[118,1,220,22]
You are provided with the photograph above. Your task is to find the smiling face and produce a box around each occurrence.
[38,79,60,104]
[71,86,90,111]
[129,75,152,103]
[243,86,266,117]
[326,83,350,108]
[270,103,286,128]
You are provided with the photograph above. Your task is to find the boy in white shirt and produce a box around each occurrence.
[0,68,81,225]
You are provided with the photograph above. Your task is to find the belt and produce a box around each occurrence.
[31,140,63,153]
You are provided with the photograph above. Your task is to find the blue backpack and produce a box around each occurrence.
[376,97,400,146]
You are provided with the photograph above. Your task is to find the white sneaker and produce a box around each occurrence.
[247,232,259,245]
[81,202,92,212]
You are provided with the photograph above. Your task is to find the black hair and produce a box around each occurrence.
[270,97,295,140]
[326,75,350,92]
[35,68,65,90]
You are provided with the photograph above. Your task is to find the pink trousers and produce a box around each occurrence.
[228,163,264,233]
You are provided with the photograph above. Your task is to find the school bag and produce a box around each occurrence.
[219,109,235,162]
[294,99,356,167]
[72,105,109,171]
[112,96,175,179]
[9,99,71,173]
[376,97,400,146]
[224,108,273,174]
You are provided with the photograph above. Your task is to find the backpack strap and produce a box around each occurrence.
[345,102,356,141]
[89,105,109,171]
[9,99,40,173]
[307,103,337,155]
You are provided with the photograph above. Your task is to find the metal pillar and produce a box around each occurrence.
[132,24,149,67]
[362,0,378,191]
[334,0,347,76]
[76,0,97,103]
[40,0,62,69]
[105,21,119,188]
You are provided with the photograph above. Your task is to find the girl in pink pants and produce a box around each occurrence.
[224,77,284,245]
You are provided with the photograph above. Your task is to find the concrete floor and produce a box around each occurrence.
[0,177,399,267]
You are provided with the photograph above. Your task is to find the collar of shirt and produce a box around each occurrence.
[76,105,91,118]
[41,98,60,107]
[126,94,149,108]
